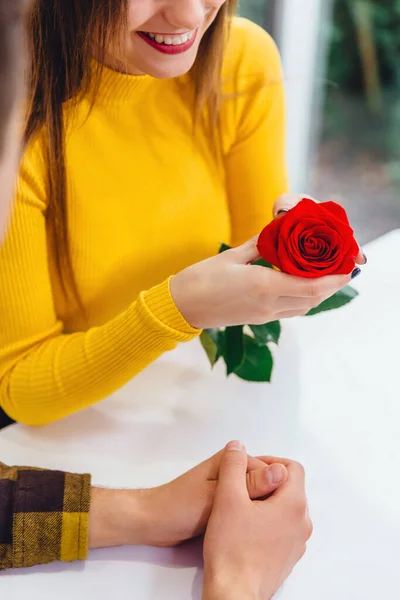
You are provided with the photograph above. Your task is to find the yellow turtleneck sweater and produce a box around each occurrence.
[0,18,288,425]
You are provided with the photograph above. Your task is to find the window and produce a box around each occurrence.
[238,0,400,243]
[311,0,400,243]
[238,0,275,31]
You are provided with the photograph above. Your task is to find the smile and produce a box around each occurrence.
[137,30,198,55]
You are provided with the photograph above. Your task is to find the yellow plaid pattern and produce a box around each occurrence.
[0,462,91,570]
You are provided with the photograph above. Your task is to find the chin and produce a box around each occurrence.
[136,56,197,79]
[145,64,195,79]
[131,44,199,80]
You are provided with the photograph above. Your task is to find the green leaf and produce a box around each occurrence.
[219,244,273,269]
[253,257,273,269]
[250,321,281,346]
[219,243,231,254]
[234,335,274,383]
[305,285,359,316]
[223,326,244,375]
[204,328,220,346]
[219,242,273,269]
[200,330,219,367]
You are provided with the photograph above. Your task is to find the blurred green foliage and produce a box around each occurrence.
[325,0,400,162]
[238,0,268,26]
[328,0,400,93]
[240,0,400,94]
[239,0,400,164]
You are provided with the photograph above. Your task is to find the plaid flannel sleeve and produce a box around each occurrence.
[0,462,91,570]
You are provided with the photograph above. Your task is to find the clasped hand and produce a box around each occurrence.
[90,443,312,600]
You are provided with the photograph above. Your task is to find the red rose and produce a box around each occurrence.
[257,199,359,279]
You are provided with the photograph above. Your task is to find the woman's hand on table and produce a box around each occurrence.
[202,442,312,600]
[171,238,353,329]
[89,448,288,550]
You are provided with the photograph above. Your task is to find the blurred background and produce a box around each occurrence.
[238,0,400,244]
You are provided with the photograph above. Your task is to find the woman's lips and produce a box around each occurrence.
[136,29,198,55]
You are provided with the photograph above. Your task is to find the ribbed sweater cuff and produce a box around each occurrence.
[141,277,200,339]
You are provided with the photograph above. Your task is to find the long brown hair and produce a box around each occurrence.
[25,0,237,307]
[0,0,28,155]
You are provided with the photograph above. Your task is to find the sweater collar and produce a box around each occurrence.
[89,61,153,106]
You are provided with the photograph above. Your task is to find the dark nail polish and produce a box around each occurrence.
[351,268,361,279]
[362,252,368,264]
[276,209,289,217]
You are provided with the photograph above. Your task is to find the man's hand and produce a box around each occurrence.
[202,441,313,600]
[88,449,288,549]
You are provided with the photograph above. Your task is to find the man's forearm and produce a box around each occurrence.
[89,487,149,549]
[0,461,152,571]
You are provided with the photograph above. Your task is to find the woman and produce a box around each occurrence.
[0,0,361,426]
[0,9,311,589]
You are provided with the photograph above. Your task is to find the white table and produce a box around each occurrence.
[1,230,400,599]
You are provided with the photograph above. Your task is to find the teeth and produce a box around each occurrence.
[145,31,194,45]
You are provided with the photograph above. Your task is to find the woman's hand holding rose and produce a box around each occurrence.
[171,194,365,330]
[171,238,353,329]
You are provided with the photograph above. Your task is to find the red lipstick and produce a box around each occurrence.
[137,30,198,55]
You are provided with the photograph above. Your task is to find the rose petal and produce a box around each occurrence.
[303,237,328,258]
[320,201,351,226]
[289,223,342,269]
[257,217,285,269]
[305,228,342,263]
[278,232,301,272]
[291,200,354,234]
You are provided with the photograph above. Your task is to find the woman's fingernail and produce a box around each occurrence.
[226,440,244,452]
[351,268,361,279]
[267,464,285,484]
[276,208,290,218]
[362,252,368,264]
